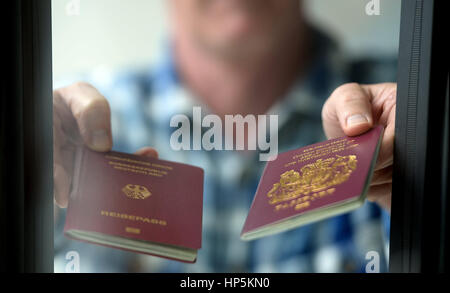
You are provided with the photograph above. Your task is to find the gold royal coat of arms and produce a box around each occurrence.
[267,154,357,205]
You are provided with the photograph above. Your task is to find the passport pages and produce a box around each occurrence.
[241,126,384,241]
[64,147,204,263]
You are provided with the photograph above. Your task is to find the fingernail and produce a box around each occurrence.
[347,114,369,127]
[91,130,109,149]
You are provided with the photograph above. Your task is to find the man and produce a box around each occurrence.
[54,0,396,272]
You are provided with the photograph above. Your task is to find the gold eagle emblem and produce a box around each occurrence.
[267,155,357,204]
[122,184,151,200]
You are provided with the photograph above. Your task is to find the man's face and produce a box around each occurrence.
[169,0,302,58]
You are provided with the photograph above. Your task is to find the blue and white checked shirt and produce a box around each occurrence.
[54,29,396,273]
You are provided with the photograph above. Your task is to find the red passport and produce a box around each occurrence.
[241,126,384,241]
[64,147,204,263]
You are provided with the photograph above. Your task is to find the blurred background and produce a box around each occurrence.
[52,0,401,81]
[52,0,401,273]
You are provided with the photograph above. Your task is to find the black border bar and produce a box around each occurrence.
[0,0,53,273]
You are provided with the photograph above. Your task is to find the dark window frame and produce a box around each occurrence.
[389,0,449,273]
[1,0,448,273]
[1,0,53,273]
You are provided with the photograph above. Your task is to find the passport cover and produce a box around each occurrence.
[241,126,384,241]
[64,147,204,263]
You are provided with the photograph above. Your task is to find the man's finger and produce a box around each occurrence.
[332,83,374,137]
[54,163,70,208]
[367,183,392,212]
[370,166,393,186]
[55,82,113,152]
[322,83,373,138]
[135,147,159,159]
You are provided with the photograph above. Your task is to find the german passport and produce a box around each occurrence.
[64,147,204,263]
[241,126,384,241]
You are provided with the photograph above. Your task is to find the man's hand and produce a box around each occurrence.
[321,82,396,212]
[53,82,158,208]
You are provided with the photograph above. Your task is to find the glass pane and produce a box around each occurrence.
[52,0,401,273]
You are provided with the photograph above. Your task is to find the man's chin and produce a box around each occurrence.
[203,26,274,58]
[204,35,271,60]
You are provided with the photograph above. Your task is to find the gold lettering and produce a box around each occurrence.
[125,227,141,234]
[99,210,167,227]
[295,201,310,210]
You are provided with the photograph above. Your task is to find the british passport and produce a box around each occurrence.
[64,147,204,263]
[241,126,384,241]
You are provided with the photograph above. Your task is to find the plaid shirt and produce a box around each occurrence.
[54,29,396,273]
